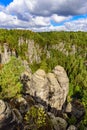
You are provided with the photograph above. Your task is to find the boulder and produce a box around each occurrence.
[66,102,72,113]
[48,112,60,130]
[56,117,67,130]
[48,112,67,130]
[67,125,77,130]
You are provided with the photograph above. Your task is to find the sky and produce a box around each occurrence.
[0,0,87,32]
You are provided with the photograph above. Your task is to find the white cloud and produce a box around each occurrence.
[51,14,71,23]
[0,0,87,31]
[46,18,87,32]
[25,0,87,16]
[32,16,50,26]
[64,18,87,31]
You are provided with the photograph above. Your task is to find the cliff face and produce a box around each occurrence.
[0,43,16,64]
[27,40,41,63]
[0,40,42,64]
[0,38,78,64]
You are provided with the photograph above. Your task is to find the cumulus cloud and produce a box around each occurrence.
[64,18,87,31]
[25,0,87,16]
[48,18,87,32]
[51,14,71,23]
[0,0,87,31]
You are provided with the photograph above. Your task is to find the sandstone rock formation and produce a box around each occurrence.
[0,43,16,64]
[22,65,69,110]
[27,40,41,63]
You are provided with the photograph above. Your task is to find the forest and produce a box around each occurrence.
[0,29,87,129]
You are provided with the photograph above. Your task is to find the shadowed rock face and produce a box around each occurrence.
[0,100,17,130]
[22,65,69,110]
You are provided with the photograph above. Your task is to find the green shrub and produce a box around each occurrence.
[68,115,77,125]
[25,106,53,130]
[0,57,24,99]
[25,106,47,129]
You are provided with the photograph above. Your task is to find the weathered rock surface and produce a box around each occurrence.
[67,125,77,130]
[27,40,41,63]
[30,69,49,102]
[0,100,18,130]
[0,96,85,130]
[65,102,72,113]
[0,43,17,64]
[48,112,67,130]
[22,65,69,110]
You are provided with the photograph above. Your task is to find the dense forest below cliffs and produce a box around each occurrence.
[0,29,87,129]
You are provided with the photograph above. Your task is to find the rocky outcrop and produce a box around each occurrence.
[0,96,85,130]
[50,43,76,56]
[22,65,69,110]
[0,43,16,64]
[0,39,77,65]
[0,100,18,130]
[30,69,49,103]
[27,40,41,63]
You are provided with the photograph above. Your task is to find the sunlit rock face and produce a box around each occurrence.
[0,43,16,64]
[22,65,69,110]
[27,40,41,64]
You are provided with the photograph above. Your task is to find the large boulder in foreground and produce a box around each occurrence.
[24,65,69,110]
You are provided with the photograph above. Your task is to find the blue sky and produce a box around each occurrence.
[0,0,13,6]
[0,0,87,31]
